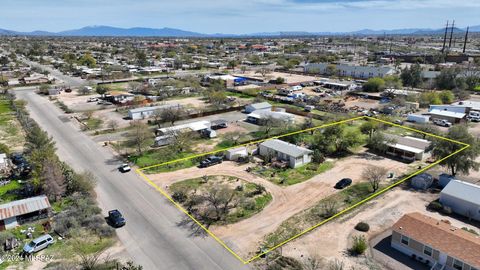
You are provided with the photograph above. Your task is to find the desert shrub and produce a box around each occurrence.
[172,191,188,203]
[355,222,370,232]
[267,255,303,270]
[442,206,452,215]
[427,201,443,211]
[462,227,479,235]
[95,225,115,238]
[242,200,256,211]
[350,235,368,255]
[54,211,80,236]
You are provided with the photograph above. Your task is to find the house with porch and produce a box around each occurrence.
[391,212,480,270]
[384,134,431,162]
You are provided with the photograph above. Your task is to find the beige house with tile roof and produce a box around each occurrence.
[391,212,480,270]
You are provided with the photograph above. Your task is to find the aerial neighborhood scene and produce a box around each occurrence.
[1,1,480,270]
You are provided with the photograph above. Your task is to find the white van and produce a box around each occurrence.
[23,234,54,254]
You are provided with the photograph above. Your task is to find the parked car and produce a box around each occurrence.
[22,234,54,255]
[304,105,315,112]
[467,116,480,122]
[87,97,98,102]
[433,119,452,127]
[107,210,126,228]
[118,163,131,173]
[394,120,404,125]
[199,156,223,168]
[334,178,352,189]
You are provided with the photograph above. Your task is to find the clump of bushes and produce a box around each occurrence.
[355,222,370,232]
[350,235,368,255]
[427,200,443,211]
[53,193,114,238]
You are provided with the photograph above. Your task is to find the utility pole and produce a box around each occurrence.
[442,20,449,53]
[448,20,455,50]
[463,26,469,54]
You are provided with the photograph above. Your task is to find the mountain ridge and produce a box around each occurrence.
[0,25,478,37]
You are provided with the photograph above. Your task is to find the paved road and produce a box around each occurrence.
[15,88,248,270]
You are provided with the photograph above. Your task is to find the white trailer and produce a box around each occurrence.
[407,114,430,124]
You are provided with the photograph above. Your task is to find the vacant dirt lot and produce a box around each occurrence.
[148,148,411,257]
[235,71,320,85]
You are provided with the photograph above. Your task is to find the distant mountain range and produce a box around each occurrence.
[0,25,479,37]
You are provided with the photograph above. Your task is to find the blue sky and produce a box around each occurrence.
[1,0,479,33]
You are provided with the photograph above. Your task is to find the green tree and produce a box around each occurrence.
[78,53,97,68]
[135,51,149,67]
[363,77,385,92]
[400,63,423,88]
[96,84,109,97]
[439,90,455,104]
[431,125,480,176]
[384,75,402,89]
[359,121,379,139]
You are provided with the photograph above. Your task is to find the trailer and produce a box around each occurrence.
[407,114,430,124]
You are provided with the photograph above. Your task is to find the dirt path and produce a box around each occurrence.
[149,150,409,256]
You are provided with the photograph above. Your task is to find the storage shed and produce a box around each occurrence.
[0,195,51,231]
[410,173,433,190]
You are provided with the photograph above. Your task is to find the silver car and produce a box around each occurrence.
[23,234,54,254]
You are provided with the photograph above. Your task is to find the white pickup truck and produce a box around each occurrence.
[433,119,452,127]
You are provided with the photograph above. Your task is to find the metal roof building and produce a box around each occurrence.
[440,180,480,221]
[0,195,51,230]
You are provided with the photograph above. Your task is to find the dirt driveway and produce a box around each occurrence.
[149,149,410,256]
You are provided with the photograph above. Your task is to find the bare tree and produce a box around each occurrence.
[161,106,187,126]
[41,156,67,201]
[127,121,153,154]
[107,120,118,131]
[362,165,388,193]
[261,115,284,137]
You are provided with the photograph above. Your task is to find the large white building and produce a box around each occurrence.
[440,180,480,221]
[304,63,396,79]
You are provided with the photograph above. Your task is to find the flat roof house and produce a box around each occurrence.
[259,139,313,168]
[391,212,480,270]
[428,106,467,123]
[128,104,181,120]
[245,102,272,114]
[440,180,480,222]
[247,110,295,125]
[385,134,431,162]
[0,195,51,231]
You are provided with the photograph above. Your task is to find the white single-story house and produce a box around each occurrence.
[247,111,295,125]
[391,212,480,270]
[0,195,51,231]
[225,147,248,161]
[258,139,313,168]
[128,104,181,120]
[155,120,214,146]
[245,102,272,114]
[440,180,480,221]
[384,135,431,161]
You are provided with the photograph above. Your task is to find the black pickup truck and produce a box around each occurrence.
[199,156,223,168]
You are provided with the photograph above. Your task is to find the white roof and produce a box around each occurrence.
[429,109,466,119]
[246,102,272,109]
[158,120,210,134]
[248,110,295,121]
[0,153,6,164]
[441,180,480,206]
[452,100,480,111]
[260,139,313,157]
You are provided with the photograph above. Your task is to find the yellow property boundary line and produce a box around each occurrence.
[136,115,469,264]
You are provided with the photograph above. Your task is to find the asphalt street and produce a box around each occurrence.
[15,88,249,270]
